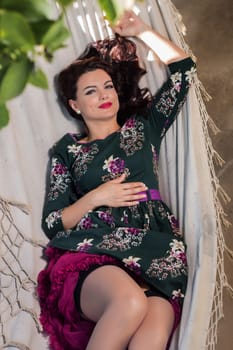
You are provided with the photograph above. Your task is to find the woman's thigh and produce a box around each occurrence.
[79,265,147,322]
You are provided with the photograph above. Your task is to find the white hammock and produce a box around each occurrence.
[0,1,230,349]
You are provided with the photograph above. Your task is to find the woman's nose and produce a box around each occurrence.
[99,89,108,100]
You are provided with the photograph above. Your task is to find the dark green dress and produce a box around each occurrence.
[42,57,196,305]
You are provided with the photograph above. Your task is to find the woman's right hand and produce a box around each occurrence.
[91,173,148,208]
[112,10,149,38]
[61,174,148,230]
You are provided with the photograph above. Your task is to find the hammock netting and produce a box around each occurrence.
[0,1,232,349]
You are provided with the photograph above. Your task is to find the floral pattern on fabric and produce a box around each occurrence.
[119,117,145,156]
[147,201,157,218]
[158,202,169,220]
[155,88,178,116]
[185,66,196,85]
[120,210,129,225]
[128,205,141,219]
[48,158,72,201]
[56,229,72,239]
[70,143,99,180]
[102,155,130,181]
[172,288,184,302]
[154,66,196,139]
[76,238,94,252]
[143,213,150,230]
[45,209,63,229]
[123,256,141,275]
[151,144,159,177]
[96,209,115,228]
[146,239,187,280]
[167,213,182,236]
[170,72,182,91]
[76,213,98,230]
[97,227,147,251]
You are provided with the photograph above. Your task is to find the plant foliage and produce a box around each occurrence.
[98,0,144,24]
[0,0,70,129]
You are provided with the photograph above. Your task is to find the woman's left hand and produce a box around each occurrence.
[112,10,149,37]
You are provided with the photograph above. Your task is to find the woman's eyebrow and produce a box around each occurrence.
[104,80,112,85]
[83,85,96,91]
[83,80,112,91]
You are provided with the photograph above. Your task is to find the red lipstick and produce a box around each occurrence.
[99,102,112,109]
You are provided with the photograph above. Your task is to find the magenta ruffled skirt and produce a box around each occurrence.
[37,247,181,350]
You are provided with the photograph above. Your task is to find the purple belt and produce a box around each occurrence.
[138,189,161,202]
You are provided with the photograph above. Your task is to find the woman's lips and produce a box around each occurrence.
[99,102,112,109]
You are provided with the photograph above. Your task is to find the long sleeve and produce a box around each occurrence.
[42,145,78,240]
[147,57,196,141]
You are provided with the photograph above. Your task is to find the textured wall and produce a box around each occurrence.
[173,1,233,349]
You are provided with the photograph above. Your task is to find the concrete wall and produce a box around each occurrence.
[172,1,233,349]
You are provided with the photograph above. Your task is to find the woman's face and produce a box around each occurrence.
[69,69,119,123]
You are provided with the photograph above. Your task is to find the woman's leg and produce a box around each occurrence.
[79,265,148,350]
[128,297,175,350]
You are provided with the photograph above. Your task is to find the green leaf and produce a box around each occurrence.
[98,0,139,23]
[0,58,33,103]
[0,0,54,22]
[0,47,11,78]
[29,67,48,89]
[41,16,70,54]
[0,10,35,51]
[56,0,74,7]
[98,0,117,22]
[30,19,55,44]
[0,103,10,129]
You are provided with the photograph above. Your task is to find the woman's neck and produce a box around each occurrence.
[84,120,120,142]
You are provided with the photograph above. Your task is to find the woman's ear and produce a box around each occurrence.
[69,99,80,113]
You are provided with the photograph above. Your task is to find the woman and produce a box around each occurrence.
[37,10,196,350]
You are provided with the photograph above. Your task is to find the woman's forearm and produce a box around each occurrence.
[137,28,189,64]
[112,10,188,65]
[61,192,96,230]
[61,174,148,230]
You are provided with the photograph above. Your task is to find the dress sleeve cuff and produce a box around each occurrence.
[43,209,65,239]
[168,57,196,74]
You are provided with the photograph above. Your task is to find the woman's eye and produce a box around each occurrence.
[85,89,95,95]
[105,84,114,89]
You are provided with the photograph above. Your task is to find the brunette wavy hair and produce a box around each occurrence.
[56,34,152,125]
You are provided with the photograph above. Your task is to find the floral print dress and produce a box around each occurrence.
[38,57,196,349]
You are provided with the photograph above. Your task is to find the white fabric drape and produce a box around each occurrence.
[0,1,227,349]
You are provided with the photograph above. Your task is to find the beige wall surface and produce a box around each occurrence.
[173,1,233,349]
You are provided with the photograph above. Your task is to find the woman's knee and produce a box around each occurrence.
[112,290,148,323]
[80,265,148,322]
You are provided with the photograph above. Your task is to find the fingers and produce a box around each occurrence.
[96,174,149,207]
[115,191,147,207]
[111,174,147,192]
[117,181,148,206]
[117,10,136,24]
[122,182,147,191]
[111,173,127,183]
[122,188,148,204]
[123,10,137,21]
[111,23,125,35]
[111,10,140,35]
